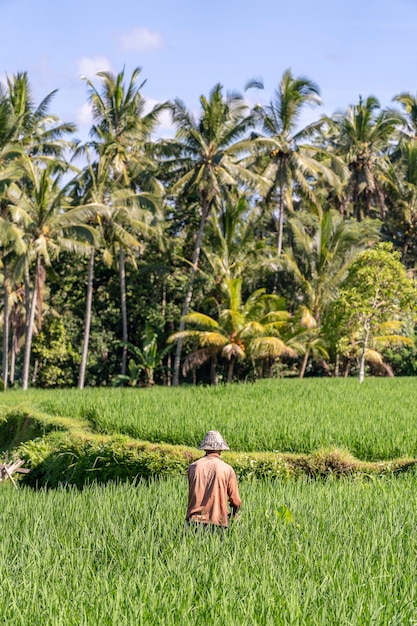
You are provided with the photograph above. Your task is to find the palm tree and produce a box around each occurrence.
[385,92,417,265]
[0,83,24,388]
[393,91,417,138]
[282,210,379,375]
[6,157,93,389]
[202,193,268,293]
[246,69,340,261]
[5,71,76,157]
[0,215,27,389]
[382,139,417,265]
[166,84,262,385]
[325,96,402,221]
[83,67,164,375]
[69,151,162,388]
[0,72,78,389]
[168,278,296,384]
[66,155,104,390]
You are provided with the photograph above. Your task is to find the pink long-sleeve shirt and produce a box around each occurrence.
[186,453,242,527]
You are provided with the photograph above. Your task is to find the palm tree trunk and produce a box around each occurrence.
[10,303,21,387]
[227,358,235,383]
[78,248,95,390]
[277,184,285,257]
[173,200,211,387]
[299,349,309,379]
[335,353,340,377]
[24,263,30,333]
[273,184,285,293]
[2,265,9,390]
[166,353,172,387]
[119,248,128,376]
[210,354,218,386]
[358,319,371,384]
[22,255,40,391]
[31,359,39,384]
[10,329,16,386]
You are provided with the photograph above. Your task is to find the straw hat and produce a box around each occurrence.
[199,430,230,451]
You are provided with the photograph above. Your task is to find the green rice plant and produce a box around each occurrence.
[2,377,417,460]
[1,475,417,624]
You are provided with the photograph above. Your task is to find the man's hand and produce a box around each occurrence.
[229,507,240,522]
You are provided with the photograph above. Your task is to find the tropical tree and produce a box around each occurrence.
[70,161,160,388]
[246,68,342,261]
[83,66,164,375]
[0,212,27,388]
[5,71,76,157]
[325,96,402,221]
[202,193,268,293]
[282,209,380,375]
[382,139,417,266]
[393,91,417,138]
[168,278,296,384]
[330,243,416,382]
[67,154,103,390]
[0,72,77,388]
[5,157,93,389]
[114,323,173,387]
[165,84,263,385]
[283,210,379,321]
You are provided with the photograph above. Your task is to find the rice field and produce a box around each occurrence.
[1,474,417,625]
[4,377,417,460]
[2,379,417,623]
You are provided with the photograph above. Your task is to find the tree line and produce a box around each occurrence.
[0,67,416,389]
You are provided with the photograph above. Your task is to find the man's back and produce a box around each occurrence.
[186,453,241,527]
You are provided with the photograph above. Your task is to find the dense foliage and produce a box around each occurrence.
[0,68,416,388]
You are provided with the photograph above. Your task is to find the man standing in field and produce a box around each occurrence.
[186,430,241,530]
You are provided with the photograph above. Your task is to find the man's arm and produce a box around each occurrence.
[227,469,242,516]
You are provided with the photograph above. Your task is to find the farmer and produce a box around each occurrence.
[186,430,241,530]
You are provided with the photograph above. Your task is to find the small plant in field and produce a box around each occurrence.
[274,504,295,524]
[113,324,173,387]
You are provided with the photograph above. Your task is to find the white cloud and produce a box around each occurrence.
[77,56,113,79]
[119,27,163,53]
[76,102,93,126]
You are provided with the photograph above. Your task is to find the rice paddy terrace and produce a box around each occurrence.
[1,378,417,624]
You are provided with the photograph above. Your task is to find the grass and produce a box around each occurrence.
[2,377,417,460]
[1,475,417,625]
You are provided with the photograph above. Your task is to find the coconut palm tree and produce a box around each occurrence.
[0,83,24,388]
[325,96,403,221]
[202,193,268,293]
[83,67,164,375]
[168,278,296,384]
[69,150,162,388]
[381,137,417,265]
[393,91,417,138]
[165,84,263,385]
[5,156,94,389]
[0,213,27,389]
[282,209,379,375]
[5,71,76,157]
[0,72,78,388]
[246,69,342,262]
[387,92,417,265]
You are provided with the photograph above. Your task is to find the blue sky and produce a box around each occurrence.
[2,0,417,141]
